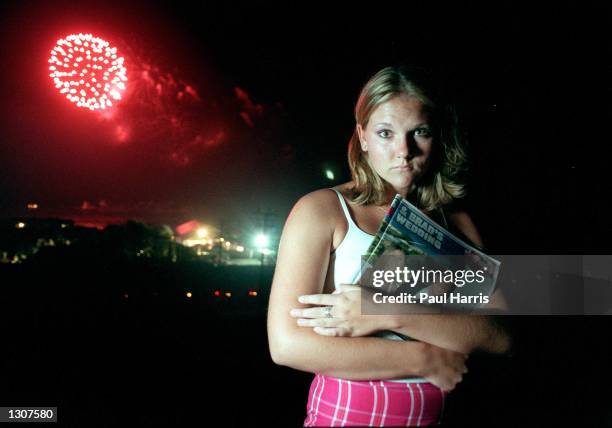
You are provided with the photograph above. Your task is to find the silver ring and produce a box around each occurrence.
[322,306,333,318]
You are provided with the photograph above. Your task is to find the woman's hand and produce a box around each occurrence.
[290,285,387,337]
[419,342,468,392]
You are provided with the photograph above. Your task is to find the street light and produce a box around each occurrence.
[255,233,269,248]
[255,233,269,266]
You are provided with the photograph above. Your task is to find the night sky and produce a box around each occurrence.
[0,1,607,250]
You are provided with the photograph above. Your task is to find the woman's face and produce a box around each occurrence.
[357,93,434,196]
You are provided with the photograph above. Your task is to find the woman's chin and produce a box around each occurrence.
[386,178,415,194]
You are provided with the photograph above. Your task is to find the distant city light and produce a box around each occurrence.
[325,169,335,180]
[213,290,221,297]
[186,291,192,298]
[255,234,269,248]
[224,241,231,248]
[225,292,232,298]
[196,228,208,238]
[182,239,202,247]
[236,246,244,252]
[176,220,200,236]
[27,203,39,210]
[16,222,25,229]
[248,290,258,297]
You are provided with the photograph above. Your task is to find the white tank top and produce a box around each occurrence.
[329,189,427,383]
[330,189,375,289]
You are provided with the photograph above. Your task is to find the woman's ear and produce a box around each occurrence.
[356,124,368,151]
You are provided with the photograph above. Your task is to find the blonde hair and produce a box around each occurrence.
[348,66,468,212]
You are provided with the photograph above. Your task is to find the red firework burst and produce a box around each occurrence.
[48,33,127,110]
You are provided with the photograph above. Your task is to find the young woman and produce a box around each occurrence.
[267,66,510,426]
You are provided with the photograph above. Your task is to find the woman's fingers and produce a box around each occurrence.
[337,284,361,292]
[313,327,349,337]
[291,306,336,319]
[298,294,337,305]
[421,345,469,391]
[297,317,339,327]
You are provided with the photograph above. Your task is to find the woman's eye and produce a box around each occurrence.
[377,130,392,138]
[415,128,432,138]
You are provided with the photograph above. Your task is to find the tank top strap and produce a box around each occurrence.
[329,188,356,229]
[439,206,449,229]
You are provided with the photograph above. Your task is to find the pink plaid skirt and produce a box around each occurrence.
[304,374,446,427]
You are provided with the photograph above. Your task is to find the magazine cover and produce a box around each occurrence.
[355,194,501,313]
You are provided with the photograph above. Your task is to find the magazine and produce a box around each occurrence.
[354,194,501,341]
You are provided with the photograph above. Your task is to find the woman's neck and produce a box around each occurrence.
[382,182,415,206]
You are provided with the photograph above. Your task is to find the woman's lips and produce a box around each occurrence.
[394,164,412,171]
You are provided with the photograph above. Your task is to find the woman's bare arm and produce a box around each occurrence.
[292,285,510,355]
[385,311,511,355]
[267,190,466,384]
[388,211,511,354]
[285,207,511,355]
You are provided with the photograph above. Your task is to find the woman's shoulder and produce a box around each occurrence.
[288,183,355,228]
[293,182,355,210]
[444,209,484,249]
[280,186,353,247]
[331,181,357,198]
[293,188,337,211]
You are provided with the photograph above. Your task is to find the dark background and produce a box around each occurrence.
[0,1,610,426]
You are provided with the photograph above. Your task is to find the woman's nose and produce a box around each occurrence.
[395,135,411,158]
